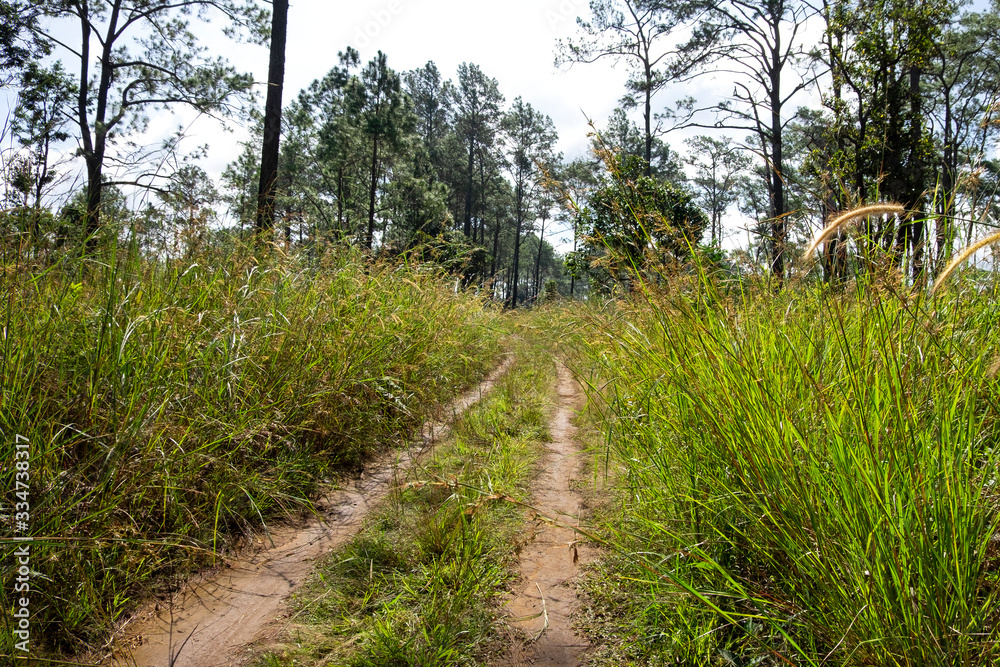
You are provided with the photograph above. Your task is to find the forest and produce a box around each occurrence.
[3,0,995,294]
[3,0,1000,665]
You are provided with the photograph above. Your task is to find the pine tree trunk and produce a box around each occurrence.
[366,135,379,250]
[534,212,546,301]
[255,0,289,236]
[768,33,786,285]
[464,138,475,237]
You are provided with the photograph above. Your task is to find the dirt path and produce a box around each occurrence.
[502,361,595,666]
[102,358,512,667]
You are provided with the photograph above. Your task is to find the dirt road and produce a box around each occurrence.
[103,358,512,667]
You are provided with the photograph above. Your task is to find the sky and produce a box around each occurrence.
[148,0,611,169]
[233,0,626,162]
[299,0,624,151]
[7,1,997,258]
[183,0,733,246]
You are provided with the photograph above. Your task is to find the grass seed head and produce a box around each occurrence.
[803,203,906,260]
[931,229,1000,296]
[987,353,1000,380]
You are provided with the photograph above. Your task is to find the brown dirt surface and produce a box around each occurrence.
[500,361,596,667]
[100,357,513,667]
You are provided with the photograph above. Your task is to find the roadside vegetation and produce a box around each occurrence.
[254,339,555,666]
[0,243,503,655]
[571,275,1000,665]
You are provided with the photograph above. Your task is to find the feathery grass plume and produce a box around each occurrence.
[987,353,1000,380]
[803,203,906,260]
[931,229,1000,296]
[980,100,1000,128]
[537,158,580,217]
[572,285,1000,664]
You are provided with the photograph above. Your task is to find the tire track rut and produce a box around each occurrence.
[102,358,513,667]
[502,361,595,666]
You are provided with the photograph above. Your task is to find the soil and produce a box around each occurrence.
[100,357,513,667]
[500,361,596,667]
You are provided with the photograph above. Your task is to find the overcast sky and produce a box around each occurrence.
[295,0,625,152]
[9,1,995,254]
[139,0,661,246]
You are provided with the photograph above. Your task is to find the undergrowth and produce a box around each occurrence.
[256,341,553,666]
[0,241,502,656]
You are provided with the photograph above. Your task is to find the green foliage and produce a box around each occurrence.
[685,135,751,246]
[814,0,968,279]
[26,0,266,238]
[0,0,49,85]
[383,172,452,245]
[403,62,453,177]
[214,55,567,300]
[0,205,58,249]
[924,8,1000,267]
[148,162,220,257]
[3,60,76,239]
[221,124,263,229]
[580,151,708,288]
[830,0,944,202]
[0,243,502,655]
[453,63,505,239]
[573,279,1000,665]
[603,108,685,182]
[347,50,417,248]
[500,97,559,307]
[540,279,560,303]
[555,0,702,177]
[403,229,487,279]
[11,59,75,158]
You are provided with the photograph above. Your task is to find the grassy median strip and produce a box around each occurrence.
[255,342,555,667]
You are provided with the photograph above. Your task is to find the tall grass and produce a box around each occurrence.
[0,241,502,655]
[574,277,1000,665]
